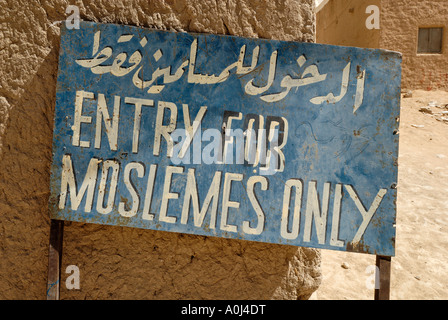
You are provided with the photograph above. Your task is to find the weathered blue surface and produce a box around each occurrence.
[49,21,401,256]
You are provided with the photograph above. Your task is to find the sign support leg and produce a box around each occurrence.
[46,219,64,300]
[374,255,391,300]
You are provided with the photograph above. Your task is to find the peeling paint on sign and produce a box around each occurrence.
[49,21,401,256]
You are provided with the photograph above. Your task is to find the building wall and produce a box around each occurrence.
[0,0,321,299]
[380,0,448,90]
[316,0,381,49]
[316,0,448,91]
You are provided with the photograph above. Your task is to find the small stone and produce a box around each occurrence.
[415,276,421,280]
[341,262,350,269]
[411,124,424,128]
[403,90,413,98]
[419,107,433,114]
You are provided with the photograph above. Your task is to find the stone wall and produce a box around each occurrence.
[0,0,321,299]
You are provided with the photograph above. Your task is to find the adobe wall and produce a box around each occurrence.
[316,0,448,91]
[0,0,321,299]
[380,0,448,91]
[316,0,381,49]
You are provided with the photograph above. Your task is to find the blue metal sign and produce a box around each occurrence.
[49,21,401,256]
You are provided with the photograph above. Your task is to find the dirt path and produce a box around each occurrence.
[315,90,448,300]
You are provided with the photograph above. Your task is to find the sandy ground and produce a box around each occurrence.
[314,90,448,300]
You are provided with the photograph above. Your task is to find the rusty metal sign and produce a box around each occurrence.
[49,21,401,256]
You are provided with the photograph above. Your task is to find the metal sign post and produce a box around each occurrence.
[375,255,392,300]
[45,225,392,300]
[46,219,64,300]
